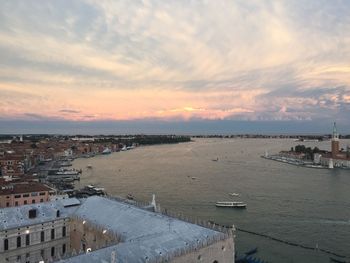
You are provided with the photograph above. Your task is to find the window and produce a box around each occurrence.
[51,247,55,257]
[39,192,46,196]
[40,249,44,257]
[41,231,45,242]
[26,234,30,246]
[14,195,21,198]
[15,201,18,206]
[17,236,21,248]
[23,194,29,197]
[62,226,66,237]
[6,202,9,207]
[40,199,44,203]
[51,229,55,240]
[4,239,8,251]
[32,199,36,204]
[31,192,38,197]
[62,244,66,254]
[24,200,27,205]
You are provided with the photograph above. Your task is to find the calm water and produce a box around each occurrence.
[73,138,350,263]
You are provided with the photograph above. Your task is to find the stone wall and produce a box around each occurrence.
[0,218,70,263]
[69,218,119,254]
[169,238,234,263]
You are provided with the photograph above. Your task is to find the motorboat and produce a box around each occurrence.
[215,201,247,208]
[102,148,111,154]
[229,193,239,196]
[126,193,134,200]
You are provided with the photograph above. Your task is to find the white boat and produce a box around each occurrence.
[215,201,247,208]
[229,193,239,197]
[87,164,93,169]
[56,169,80,175]
[102,148,111,154]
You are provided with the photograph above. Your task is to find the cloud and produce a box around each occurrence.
[0,0,349,125]
[59,109,81,114]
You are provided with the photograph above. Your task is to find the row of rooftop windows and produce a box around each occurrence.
[6,198,45,207]
[3,226,66,251]
[12,192,46,198]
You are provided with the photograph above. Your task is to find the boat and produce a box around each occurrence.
[56,168,80,175]
[229,193,239,197]
[87,164,93,169]
[215,201,247,208]
[126,193,134,200]
[212,158,219,162]
[102,148,112,154]
[191,177,197,180]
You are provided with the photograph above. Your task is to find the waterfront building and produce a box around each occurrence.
[0,180,52,208]
[0,196,234,263]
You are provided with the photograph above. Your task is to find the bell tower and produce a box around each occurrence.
[331,122,339,158]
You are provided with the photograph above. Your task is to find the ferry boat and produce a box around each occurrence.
[215,201,247,208]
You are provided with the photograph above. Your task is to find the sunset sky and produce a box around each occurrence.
[0,0,349,133]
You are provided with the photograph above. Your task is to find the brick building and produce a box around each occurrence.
[0,181,52,208]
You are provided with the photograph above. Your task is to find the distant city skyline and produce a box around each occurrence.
[0,0,349,133]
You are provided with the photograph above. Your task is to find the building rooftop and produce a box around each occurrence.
[60,196,228,263]
[0,195,230,262]
[0,198,80,230]
[0,181,52,195]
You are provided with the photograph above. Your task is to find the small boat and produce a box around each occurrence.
[191,177,197,180]
[126,193,134,200]
[215,201,247,208]
[87,164,92,169]
[102,148,112,154]
[212,158,219,162]
[229,193,239,197]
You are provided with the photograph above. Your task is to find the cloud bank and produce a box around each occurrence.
[0,0,349,128]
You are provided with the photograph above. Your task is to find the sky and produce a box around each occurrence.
[0,0,350,134]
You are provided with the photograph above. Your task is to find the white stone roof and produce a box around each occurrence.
[0,196,229,262]
[60,196,227,263]
[0,198,80,230]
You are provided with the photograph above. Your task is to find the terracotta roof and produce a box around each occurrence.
[0,182,51,195]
